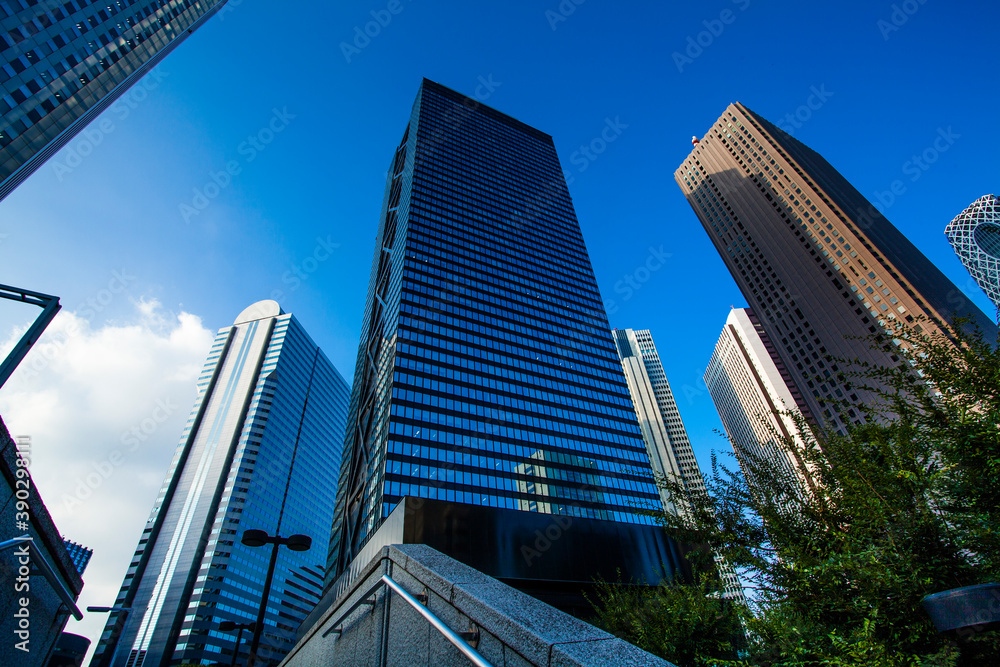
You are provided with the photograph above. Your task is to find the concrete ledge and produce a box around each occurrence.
[283,543,675,667]
[449,581,609,666]
[552,638,673,667]
[391,543,497,600]
[283,545,390,664]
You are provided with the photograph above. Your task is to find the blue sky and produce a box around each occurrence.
[2,0,999,652]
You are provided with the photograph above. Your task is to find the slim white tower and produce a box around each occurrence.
[613,328,744,602]
[704,308,815,493]
[612,329,704,511]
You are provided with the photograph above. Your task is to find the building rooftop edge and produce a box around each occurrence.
[234,299,283,325]
[420,77,554,143]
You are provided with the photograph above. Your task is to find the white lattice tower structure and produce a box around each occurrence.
[945,194,1000,313]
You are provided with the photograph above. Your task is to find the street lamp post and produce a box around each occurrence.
[87,606,132,667]
[240,529,311,667]
[218,620,256,667]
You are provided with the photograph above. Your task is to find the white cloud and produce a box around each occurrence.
[0,300,214,654]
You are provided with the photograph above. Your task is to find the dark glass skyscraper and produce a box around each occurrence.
[91,301,349,667]
[63,538,93,578]
[0,0,226,200]
[327,79,663,586]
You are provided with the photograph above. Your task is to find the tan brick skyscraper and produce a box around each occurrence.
[676,103,994,432]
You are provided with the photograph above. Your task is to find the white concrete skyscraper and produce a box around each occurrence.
[704,308,815,493]
[613,328,744,601]
[612,328,705,512]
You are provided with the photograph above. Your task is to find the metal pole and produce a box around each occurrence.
[107,611,131,667]
[0,284,60,388]
[247,540,281,667]
[87,607,132,667]
[229,625,245,667]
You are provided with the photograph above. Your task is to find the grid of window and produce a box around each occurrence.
[678,124,860,430]
[328,80,659,581]
[62,538,93,577]
[614,327,745,602]
[93,307,350,667]
[0,0,225,196]
[629,330,705,494]
[674,103,991,432]
[704,309,812,493]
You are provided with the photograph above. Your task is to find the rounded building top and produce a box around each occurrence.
[234,300,282,325]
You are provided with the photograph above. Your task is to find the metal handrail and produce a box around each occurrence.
[1,536,83,619]
[321,573,493,667]
[0,536,34,552]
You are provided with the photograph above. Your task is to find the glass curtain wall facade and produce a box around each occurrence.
[676,103,995,432]
[91,301,350,667]
[0,0,226,200]
[63,538,94,577]
[944,194,1000,312]
[327,79,660,586]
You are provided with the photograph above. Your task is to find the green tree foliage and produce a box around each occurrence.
[593,319,1000,665]
[589,570,746,666]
